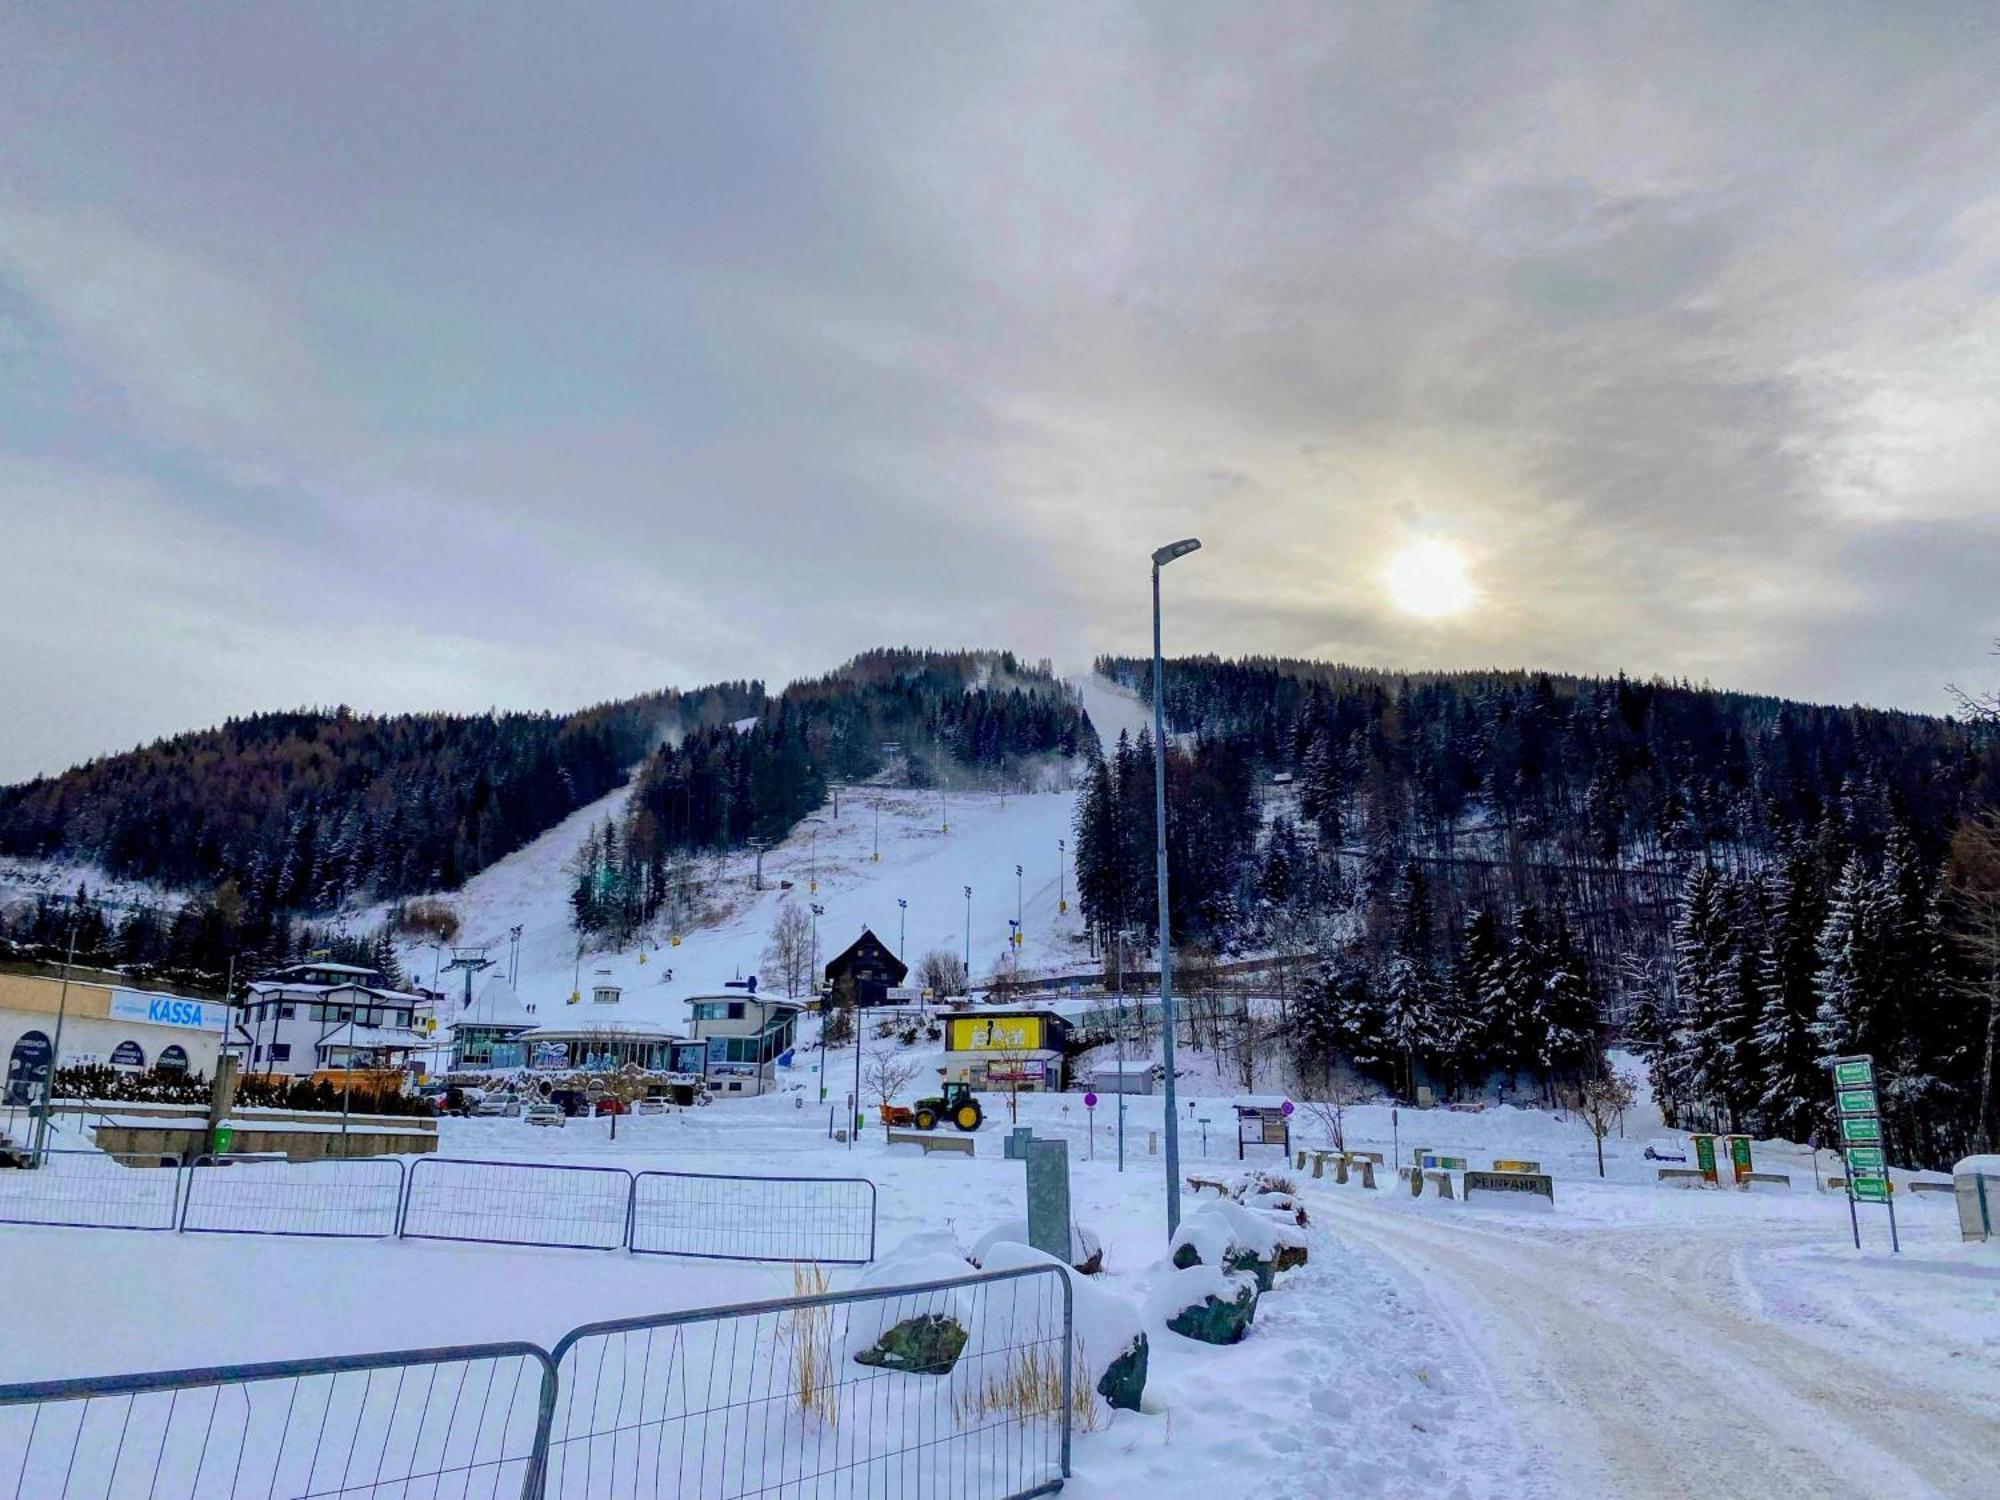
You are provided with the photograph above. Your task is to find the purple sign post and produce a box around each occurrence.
[1083,1091,1099,1160]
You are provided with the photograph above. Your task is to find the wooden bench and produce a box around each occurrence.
[1335,1155,1377,1190]
[1740,1172,1790,1190]
[1345,1150,1386,1166]
[1410,1167,1455,1200]
[886,1129,976,1157]
[1909,1180,1954,1196]
[1186,1175,1233,1198]
[1657,1168,1709,1188]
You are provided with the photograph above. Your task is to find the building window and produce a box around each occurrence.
[278,1004,295,1019]
[158,1045,190,1075]
[270,1043,291,1063]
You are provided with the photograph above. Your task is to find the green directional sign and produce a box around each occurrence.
[1841,1114,1882,1144]
[1832,1057,1874,1089]
[1844,1144,1885,1173]
[1852,1177,1891,1203]
[1837,1088,1879,1116]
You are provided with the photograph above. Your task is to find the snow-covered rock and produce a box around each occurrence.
[842,1234,979,1365]
[1146,1264,1259,1345]
[976,1240,1148,1410]
[1170,1199,1306,1289]
[971,1217,1104,1274]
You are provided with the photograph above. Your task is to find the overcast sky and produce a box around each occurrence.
[3,5,1998,781]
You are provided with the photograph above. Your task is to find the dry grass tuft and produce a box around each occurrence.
[953,1337,1105,1435]
[785,1263,841,1430]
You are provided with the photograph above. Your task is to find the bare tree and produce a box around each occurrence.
[764,905,813,998]
[1569,1071,1637,1178]
[916,949,968,1000]
[989,1049,1034,1123]
[1296,1067,1355,1153]
[863,1043,924,1131]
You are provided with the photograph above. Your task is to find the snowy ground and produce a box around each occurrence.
[3,1078,1993,1498]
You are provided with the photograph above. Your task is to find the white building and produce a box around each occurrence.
[233,962,429,1079]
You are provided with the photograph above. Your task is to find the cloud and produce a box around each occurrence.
[2,4,1998,779]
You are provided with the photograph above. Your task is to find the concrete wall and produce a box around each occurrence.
[94,1122,438,1163]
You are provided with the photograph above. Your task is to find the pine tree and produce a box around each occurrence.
[1754,844,1830,1141]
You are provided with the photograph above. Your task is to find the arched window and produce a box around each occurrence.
[110,1040,147,1069]
[5,1031,53,1105]
[157,1045,190,1075]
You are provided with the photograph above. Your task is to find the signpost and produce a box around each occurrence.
[1692,1134,1719,1186]
[1083,1091,1098,1161]
[1829,1054,1897,1253]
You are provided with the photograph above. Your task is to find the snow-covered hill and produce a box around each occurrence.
[388,672,1156,1035]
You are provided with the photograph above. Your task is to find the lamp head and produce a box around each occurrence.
[1152,538,1202,567]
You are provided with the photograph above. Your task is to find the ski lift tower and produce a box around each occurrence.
[441,946,495,1012]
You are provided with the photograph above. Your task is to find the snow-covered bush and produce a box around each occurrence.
[1169,1200,1306,1290]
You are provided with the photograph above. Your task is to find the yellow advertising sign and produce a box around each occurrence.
[949,1015,1044,1052]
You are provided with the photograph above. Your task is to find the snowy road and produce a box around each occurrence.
[1315,1189,2000,1500]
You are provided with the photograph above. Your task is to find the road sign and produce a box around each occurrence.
[1840,1114,1882,1144]
[1832,1057,1874,1089]
[1844,1145,1885,1173]
[1693,1134,1719,1184]
[1852,1177,1892,1204]
[1837,1087,1878,1116]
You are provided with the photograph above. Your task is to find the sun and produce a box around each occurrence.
[1384,539,1475,619]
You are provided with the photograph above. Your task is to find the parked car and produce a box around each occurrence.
[592,1097,630,1117]
[524,1103,566,1127]
[1644,1137,1689,1162]
[471,1094,522,1118]
[633,1098,669,1116]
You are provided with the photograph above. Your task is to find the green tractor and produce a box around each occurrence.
[908,1080,984,1133]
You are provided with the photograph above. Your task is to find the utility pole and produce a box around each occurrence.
[508,925,523,986]
[32,917,80,1165]
[963,886,972,980]
[750,838,768,891]
[1015,864,1023,944]
[1058,838,1067,914]
[873,798,881,862]
[810,903,825,985]
[1152,536,1201,1238]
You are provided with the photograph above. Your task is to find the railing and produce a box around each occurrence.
[400,1159,636,1251]
[180,1154,407,1239]
[629,1171,877,1265]
[544,1264,1071,1499]
[0,1150,181,1233]
[0,1268,1073,1500]
[0,1342,556,1500]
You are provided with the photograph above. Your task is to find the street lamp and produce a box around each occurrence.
[1058,838,1067,914]
[810,903,825,989]
[897,897,908,961]
[1152,535,1200,1237]
[1014,864,1023,945]
[962,885,972,981]
[30,914,80,1164]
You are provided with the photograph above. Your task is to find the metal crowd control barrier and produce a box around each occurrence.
[180,1154,407,1239]
[629,1171,878,1265]
[400,1158,635,1251]
[0,1150,181,1233]
[0,1342,556,1500]
[543,1263,1073,1500]
[0,1268,1072,1500]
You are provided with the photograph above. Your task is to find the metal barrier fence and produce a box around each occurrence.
[629,1172,878,1265]
[180,1155,408,1240]
[0,1342,556,1500]
[544,1264,1072,1500]
[0,1268,1072,1500]
[0,1151,181,1233]
[401,1159,635,1252]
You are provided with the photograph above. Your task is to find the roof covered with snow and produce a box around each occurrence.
[460,976,537,1029]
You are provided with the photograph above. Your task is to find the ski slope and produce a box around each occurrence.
[389,672,1158,1031]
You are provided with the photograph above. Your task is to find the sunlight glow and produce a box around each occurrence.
[1384,539,1476,618]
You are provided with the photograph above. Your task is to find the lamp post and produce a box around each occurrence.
[1152,535,1201,1237]
[1058,839,1067,914]
[1014,864,1023,945]
[873,798,881,862]
[897,897,908,961]
[962,886,972,981]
